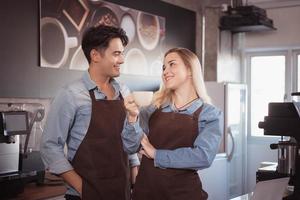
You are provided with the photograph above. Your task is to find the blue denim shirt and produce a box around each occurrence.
[40,71,140,196]
[122,99,223,170]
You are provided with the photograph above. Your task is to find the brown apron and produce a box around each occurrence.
[72,90,130,200]
[132,106,208,200]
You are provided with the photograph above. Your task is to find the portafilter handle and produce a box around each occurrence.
[270,143,278,150]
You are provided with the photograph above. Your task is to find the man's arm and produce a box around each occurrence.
[128,153,140,185]
[61,170,82,196]
[40,88,79,193]
[130,166,139,185]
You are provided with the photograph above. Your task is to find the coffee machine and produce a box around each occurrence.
[258,93,300,200]
[0,103,45,198]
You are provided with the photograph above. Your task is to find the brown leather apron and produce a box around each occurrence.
[132,106,208,200]
[72,90,130,200]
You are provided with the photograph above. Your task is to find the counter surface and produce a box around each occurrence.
[8,172,66,200]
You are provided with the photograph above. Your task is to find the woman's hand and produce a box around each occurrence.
[124,95,139,123]
[139,134,156,159]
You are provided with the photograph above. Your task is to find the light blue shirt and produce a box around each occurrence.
[122,99,223,170]
[40,71,140,195]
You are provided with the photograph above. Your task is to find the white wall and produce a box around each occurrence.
[245,6,300,48]
[199,156,229,200]
[218,31,243,82]
[247,139,278,192]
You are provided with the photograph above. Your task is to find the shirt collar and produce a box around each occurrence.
[82,71,121,99]
[82,71,97,91]
[161,98,204,113]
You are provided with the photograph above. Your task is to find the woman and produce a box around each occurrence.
[122,47,223,200]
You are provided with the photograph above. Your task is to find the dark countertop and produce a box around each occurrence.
[6,172,67,200]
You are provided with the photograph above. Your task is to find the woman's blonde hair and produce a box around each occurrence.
[152,47,211,108]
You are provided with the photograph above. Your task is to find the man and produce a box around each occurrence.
[40,25,139,200]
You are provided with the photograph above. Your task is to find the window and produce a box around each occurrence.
[248,54,286,137]
[298,54,300,90]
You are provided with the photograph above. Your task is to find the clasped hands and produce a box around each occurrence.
[140,134,156,159]
[124,96,156,159]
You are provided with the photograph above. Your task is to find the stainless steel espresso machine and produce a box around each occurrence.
[0,103,45,198]
[258,93,300,200]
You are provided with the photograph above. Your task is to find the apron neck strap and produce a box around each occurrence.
[192,106,203,120]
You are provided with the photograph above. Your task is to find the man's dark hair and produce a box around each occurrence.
[82,25,128,63]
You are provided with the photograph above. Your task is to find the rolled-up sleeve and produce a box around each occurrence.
[154,104,223,170]
[128,153,140,167]
[122,118,144,154]
[40,88,76,174]
[121,105,156,154]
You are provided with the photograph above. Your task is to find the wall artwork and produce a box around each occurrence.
[40,0,166,77]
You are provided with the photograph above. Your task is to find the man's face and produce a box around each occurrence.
[94,38,125,78]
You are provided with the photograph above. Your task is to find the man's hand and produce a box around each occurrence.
[124,95,139,123]
[60,170,82,197]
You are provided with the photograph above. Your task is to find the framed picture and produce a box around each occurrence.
[40,0,166,79]
[1,0,195,98]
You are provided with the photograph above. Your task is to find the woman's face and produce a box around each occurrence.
[162,52,191,90]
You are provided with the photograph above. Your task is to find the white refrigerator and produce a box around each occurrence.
[199,82,247,200]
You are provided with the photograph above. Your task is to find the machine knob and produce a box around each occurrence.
[291,92,300,96]
[7,136,16,144]
[258,121,265,129]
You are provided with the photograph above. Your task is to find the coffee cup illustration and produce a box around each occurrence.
[123,48,148,75]
[90,6,119,28]
[120,14,135,44]
[137,12,160,51]
[70,46,89,71]
[40,17,78,68]
[150,59,163,76]
[119,5,130,12]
